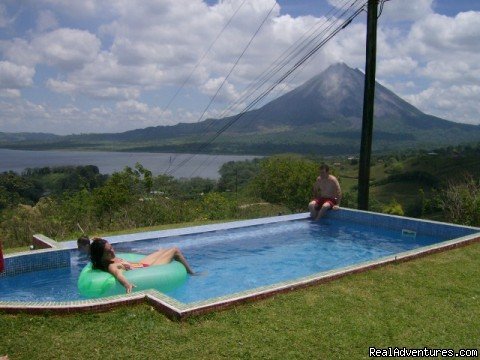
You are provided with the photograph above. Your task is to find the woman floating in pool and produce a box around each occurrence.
[89,237,194,293]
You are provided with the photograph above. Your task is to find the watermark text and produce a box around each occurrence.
[369,347,478,358]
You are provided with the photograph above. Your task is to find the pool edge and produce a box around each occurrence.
[1,210,480,320]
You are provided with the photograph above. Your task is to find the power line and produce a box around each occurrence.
[195,0,365,138]
[378,0,391,18]
[160,0,249,114]
[194,0,278,126]
[161,0,249,175]
[168,0,368,177]
[173,1,367,177]
[199,0,357,130]
[230,1,363,134]
[175,1,351,165]
[182,0,357,161]
[165,0,278,176]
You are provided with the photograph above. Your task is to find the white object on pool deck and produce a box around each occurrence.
[401,229,417,238]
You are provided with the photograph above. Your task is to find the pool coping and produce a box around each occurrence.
[1,209,479,320]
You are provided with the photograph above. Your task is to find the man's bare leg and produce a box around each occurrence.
[314,203,331,220]
[308,201,318,218]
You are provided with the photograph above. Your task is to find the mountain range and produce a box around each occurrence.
[2,63,480,155]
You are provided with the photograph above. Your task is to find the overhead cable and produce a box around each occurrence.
[168,0,368,176]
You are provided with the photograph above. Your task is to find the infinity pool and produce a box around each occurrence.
[1,210,479,318]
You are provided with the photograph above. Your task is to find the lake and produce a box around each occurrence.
[0,149,260,179]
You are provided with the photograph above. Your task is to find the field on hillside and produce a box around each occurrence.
[333,146,480,217]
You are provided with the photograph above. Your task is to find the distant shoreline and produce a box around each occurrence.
[0,148,261,179]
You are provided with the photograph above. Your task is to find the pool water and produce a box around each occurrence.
[0,218,469,304]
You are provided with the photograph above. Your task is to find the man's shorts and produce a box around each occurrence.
[313,197,337,210]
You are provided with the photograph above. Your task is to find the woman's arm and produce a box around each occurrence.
[108,264,134,293]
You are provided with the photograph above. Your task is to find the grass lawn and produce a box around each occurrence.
[370,181,426,209]
[1,241,479,359]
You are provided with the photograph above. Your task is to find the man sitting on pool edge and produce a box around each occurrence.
[308,164,342,220]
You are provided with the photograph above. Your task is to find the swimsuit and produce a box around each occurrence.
[314,197,337,210]
[114,258,149,270]
[128,262,149,269]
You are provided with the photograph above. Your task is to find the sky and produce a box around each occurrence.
[0,0,479,135]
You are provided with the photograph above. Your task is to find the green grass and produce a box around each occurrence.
[370,181,426,207]
[1,242,479,359]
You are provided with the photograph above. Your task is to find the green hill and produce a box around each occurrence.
[335,145,480,217]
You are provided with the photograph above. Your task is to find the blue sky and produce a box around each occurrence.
[0,0,479,135]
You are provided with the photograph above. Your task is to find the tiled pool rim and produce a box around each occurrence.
[1,209,479,320]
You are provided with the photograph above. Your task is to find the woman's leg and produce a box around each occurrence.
[171,248,195,274]
[141,247,194,274]
[140,249,170,265]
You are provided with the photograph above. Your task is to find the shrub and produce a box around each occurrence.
[382,199,404,216]
[200,193,237,220]
[251,155,318,211]
[440,174,480,226]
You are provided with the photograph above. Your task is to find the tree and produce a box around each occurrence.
[134,163,153,194]
[252,155,318,211]
[91,168,138,223]
[218,159,260,192]
[0,171,43,209]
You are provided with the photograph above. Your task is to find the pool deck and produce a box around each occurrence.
[1,209,479,320]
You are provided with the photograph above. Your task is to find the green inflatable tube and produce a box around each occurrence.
[77,253,187,298]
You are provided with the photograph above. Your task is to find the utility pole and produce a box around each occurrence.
[358,0,378,210]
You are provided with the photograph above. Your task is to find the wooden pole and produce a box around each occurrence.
[358,0,378,210]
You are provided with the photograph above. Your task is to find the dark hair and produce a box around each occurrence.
[90,238,108,271]
[319,164,330,172]
[77,235,91,254]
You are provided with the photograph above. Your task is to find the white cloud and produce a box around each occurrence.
[46,79,78,95]
[1,38,39,66]
[405,83,480,124]
[35,0,288,106]
[88,87,141,101]
[40,0,105,18]
[61,54,163,98]
[36,10,59,32]
[377,57,418,77]
[201,77,240,104]
[420,60,480,83]
[355,5,480,125]
[0,89,21,98]
[32,28,101,70]
[381,0,434,22]
[1,0,480,134]
[116,99,149,113]
[407,12,480,56]
[0,98,49,133]
[322,23,366,67]
[327,0,433,23]
[0,97,158,134]
[0,61,35,89]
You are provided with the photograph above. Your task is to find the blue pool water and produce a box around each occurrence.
[0,218,474,304]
